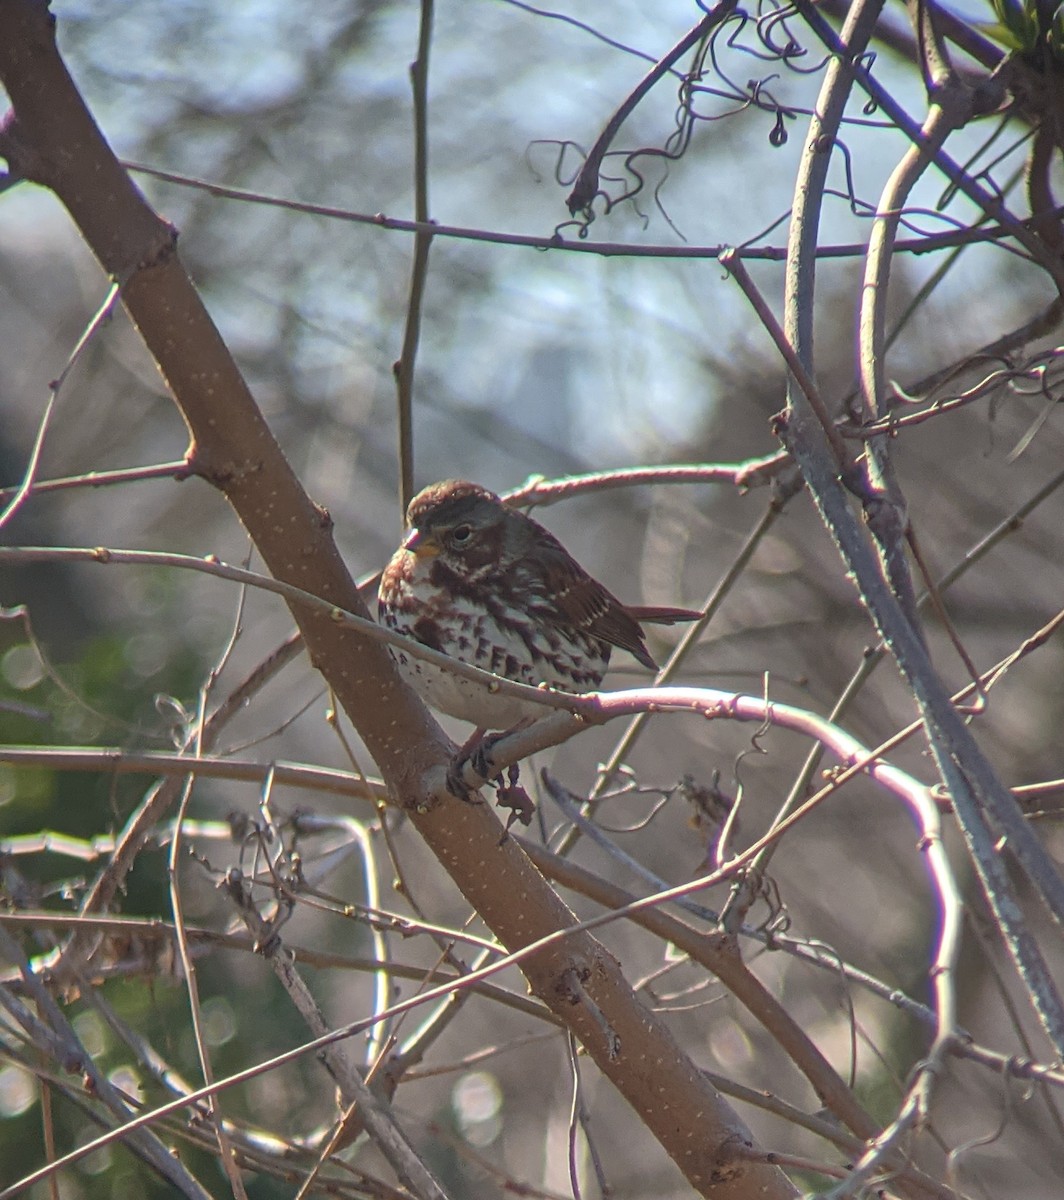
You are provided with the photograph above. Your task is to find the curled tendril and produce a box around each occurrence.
[543,4,835,229]
[770,110,789,146]
[534,0,1014,245]
[527,139,588,189]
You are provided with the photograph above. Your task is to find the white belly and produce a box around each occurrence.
[381,590,608,728]
[387,645,551,727]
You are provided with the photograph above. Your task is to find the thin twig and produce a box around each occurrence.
[0,459,190,502]
[393,0,436,514]
[566,3,735,217]
[118,160,1064,263]
[720,250,854,473]
[0,280,124,532]
[222,870,450,1200]
[0,925,214,1200]
[560,493,788,858]
[783,0,1064,1059]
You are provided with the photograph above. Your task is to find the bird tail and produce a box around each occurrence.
[625,605,702,626]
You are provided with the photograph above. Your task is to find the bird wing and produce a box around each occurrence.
[529,539,659,669]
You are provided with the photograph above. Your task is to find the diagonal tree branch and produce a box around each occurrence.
[777,0,1064,1059]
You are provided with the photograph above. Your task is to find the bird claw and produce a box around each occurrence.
[469,734,503,783]
[445,727,501,802]
[445,756,483,803]
[445,733,537,834]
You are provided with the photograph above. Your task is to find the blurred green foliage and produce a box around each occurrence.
[982,0,1064,58]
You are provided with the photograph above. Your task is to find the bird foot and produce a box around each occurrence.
[445,726,537,834]
[445,727,497,801]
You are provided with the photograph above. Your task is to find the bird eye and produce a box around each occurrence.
[450,524,473,547]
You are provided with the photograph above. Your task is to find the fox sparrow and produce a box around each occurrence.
[378,480,700,728]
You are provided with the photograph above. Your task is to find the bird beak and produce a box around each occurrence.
[402,527,441,557]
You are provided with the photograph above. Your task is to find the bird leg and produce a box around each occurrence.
[444,726,491,801]
[446,720,537,825]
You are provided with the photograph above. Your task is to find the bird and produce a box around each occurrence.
[378,480,700,729]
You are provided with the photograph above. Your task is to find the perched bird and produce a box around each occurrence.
[378,480,700,728]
